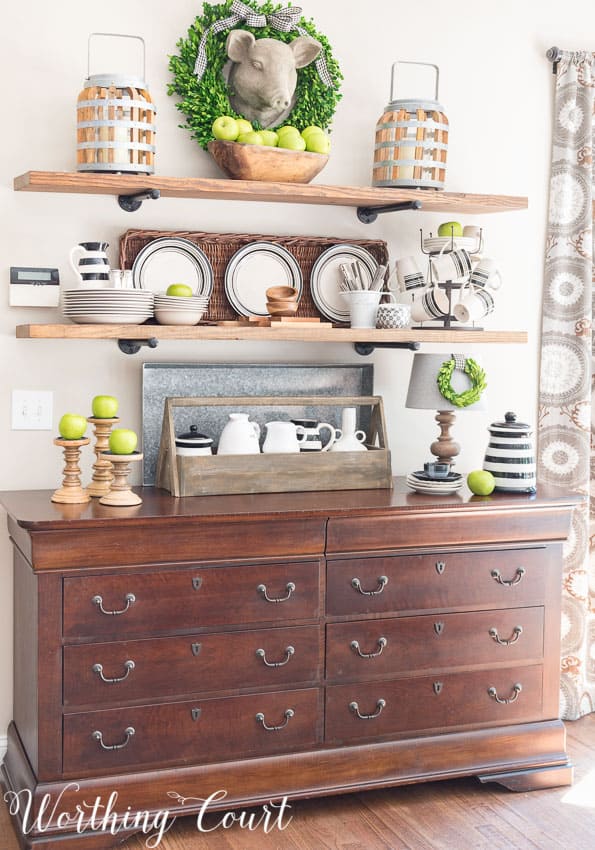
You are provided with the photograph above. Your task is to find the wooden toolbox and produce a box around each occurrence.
[156,396,392,497]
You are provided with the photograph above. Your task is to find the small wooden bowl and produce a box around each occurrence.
[267,300,299,316]
[208,140,329,184]
[266,286,299,301]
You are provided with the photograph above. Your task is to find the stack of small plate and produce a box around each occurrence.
[62,289,154,325]
[154,294,210,325]
[406,470,463,495]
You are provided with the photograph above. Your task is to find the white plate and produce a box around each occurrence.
[63,299,154,308]
[423,236,478,254]
[131,238,214,297]
[65,313,152,324]
[406,474,463,495]
[310,245,378,323]
[224,242,302,318]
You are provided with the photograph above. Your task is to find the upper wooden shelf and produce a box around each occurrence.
[14,171,528,216]
[16,324,527,345]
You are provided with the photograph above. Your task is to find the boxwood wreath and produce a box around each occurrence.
[168,0,343,150]
[437,357,487,408]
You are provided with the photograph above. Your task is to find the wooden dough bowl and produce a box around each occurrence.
[208,140,329,183]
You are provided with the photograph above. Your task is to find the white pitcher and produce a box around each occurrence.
[217,413,261,455]
[69,241,110,287]
[263,421,307,454]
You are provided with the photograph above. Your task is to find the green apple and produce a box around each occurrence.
[278,134,306,151]
[109,428,138,455]
[237,131,264,145]
[301,125,324,139]
[235,118,253,135]
[259,130,279,147]
[276,125,301,139]
[212,116,239,141]
[91,395,119,419]
[305,132,330,154]
[437,221,463,237]
[166,283,194,297]
[467,469,496,496]
[58,413,87,440]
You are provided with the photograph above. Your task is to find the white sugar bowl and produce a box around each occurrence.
[375,294,411,329]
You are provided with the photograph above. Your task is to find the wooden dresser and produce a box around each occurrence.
[0,482,579,849]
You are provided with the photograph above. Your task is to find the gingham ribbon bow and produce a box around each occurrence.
[193,0,333,87]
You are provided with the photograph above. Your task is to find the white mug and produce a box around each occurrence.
[430,246,472,282]
[396,256,425,292]
[342,290,382,328]
[410,285,450,323]
[469,257,502,291]
[454,285,495,323]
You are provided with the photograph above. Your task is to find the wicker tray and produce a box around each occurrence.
[119,230,389,322]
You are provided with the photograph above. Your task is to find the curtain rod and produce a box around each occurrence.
[546,46,562,74]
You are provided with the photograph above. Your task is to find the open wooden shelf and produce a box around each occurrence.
[16,324,528,344]
[14,171,528,215]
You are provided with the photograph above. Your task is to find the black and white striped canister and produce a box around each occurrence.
[483,411,536,493]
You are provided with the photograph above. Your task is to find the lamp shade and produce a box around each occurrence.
[405,353,486,411]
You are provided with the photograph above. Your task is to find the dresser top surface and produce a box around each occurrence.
[0,479,581,532]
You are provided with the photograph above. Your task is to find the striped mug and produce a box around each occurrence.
[483,412,536,493]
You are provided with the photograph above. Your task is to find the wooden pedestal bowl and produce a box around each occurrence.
[208,140,329,183]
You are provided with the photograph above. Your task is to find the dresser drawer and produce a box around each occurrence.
[63,560,321,639]
[63,687,322,775]
[326,608,544,681]
[64,625,322,706]
[326,548,549,616]
[325,665,543,744]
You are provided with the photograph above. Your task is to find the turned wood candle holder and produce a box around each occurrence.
[99,452,143,506]
[51,438,91,504]
[86,416,120,497]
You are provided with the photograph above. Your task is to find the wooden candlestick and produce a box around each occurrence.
[86,416,120,497]
[99,452,143,506]
[51,438,91,504]
[430,410,460,467]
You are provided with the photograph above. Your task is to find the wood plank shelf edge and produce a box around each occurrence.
[16,324,528,344]
[14,171,528,215]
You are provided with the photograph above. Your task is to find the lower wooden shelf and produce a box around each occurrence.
[16,324,528,344]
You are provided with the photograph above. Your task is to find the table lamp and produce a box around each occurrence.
[405,353,486,467]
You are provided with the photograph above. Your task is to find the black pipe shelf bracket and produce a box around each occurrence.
[117,188,161,212]
[117,337,159,355]
[354,341,421,356]
[357,199,422,224]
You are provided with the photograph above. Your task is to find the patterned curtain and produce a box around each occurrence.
[539,51,594,720]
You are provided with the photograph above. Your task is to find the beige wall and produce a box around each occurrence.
[0,0,589,732]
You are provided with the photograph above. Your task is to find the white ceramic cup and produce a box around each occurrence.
[396,256,425,292]
[469,257,502,291]
[430,246,473,282]
[410,285,450,322]
[453,285,495,323]
[342,290,382,328]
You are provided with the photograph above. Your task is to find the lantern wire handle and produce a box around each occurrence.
[87,33,146,82]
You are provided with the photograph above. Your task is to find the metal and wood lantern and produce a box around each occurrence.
[76,33,155,174]
[372,61,448,190]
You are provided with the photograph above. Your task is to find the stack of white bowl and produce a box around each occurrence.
[62,289,153,325]
[154,294,210,325]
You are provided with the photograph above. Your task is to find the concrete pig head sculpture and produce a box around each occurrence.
[226,30,322,128]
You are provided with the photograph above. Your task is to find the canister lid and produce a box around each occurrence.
[84,74,147,90]
[175,425,213,446]
[489,412,531,432]
[386,98,446,114]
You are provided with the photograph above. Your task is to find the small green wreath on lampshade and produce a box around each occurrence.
[167,0,343,151]
[436,357,487,408]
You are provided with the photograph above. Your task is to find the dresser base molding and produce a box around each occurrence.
[2,719,571,850]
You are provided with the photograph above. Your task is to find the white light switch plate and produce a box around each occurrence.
[12,390,53,430]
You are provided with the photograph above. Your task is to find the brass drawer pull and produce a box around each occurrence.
[92,659,135,684]
[92,592,136,616]
[351,575,388,596]
[487,683,522,704]
[489,626,523,646]
[255,708,294,731]
[350,637,388,659]
[256,645,295,667]
[490,567,525,587]
[257,582,296,603]
[92,726,135,751]
[349,698,386,720]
